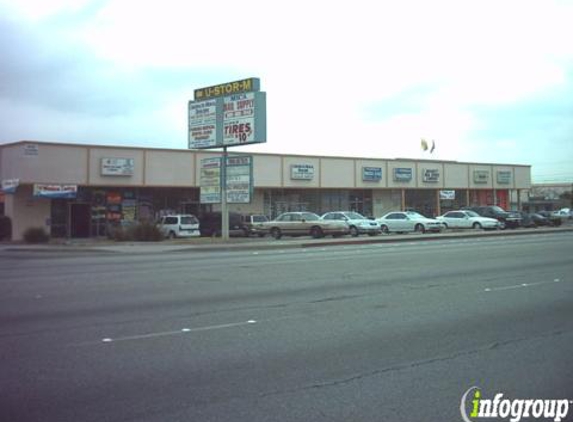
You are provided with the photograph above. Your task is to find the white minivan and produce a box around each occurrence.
[158,214,200,239]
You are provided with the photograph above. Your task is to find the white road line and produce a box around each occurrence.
[484,278,565,292]
[101,320,257,344]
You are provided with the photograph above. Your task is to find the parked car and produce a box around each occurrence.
[376,211,444,234]
[198,212,245,237]
[537,211,562,226]
[462,206,522,229]
[242,214,270,237]
[321,211,381,236]
[553,208,572,219]
[263,212,349,239]
[436,210,500,230]
[158,214,200,239]
[518,212,550,228]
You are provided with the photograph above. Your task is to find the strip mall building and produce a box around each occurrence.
[0,141,531,240]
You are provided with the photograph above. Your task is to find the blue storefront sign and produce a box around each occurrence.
[362,167,382,182]
[393,168,412,182]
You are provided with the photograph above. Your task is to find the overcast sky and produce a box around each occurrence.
[1,0,572,182]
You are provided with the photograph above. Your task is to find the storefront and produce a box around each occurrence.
[0,141,531,240]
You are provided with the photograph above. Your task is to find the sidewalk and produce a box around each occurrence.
[2,224,572,254]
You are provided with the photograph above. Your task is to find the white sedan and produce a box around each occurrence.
[376,211,444,234]
[436,210,500,230]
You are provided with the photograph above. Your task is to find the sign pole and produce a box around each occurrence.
[221,146,229,240]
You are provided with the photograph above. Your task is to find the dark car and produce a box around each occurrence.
[198,212,245,237]
[518,212,550,228]
[536,211,562,226]
[462,206,522,229]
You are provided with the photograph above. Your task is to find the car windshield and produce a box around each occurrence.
[490,206,506,213]
[345,212,365,220]
[466,210,480,217]
[406,212,426,219]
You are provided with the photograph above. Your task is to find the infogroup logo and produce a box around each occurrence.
[460,386,572,422]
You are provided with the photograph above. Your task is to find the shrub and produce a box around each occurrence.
[130,222,163,241]
[108,222,163,242]
[0,216,11,240]
[23,227,50,243]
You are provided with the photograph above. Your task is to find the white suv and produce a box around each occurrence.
[158,214,200,239]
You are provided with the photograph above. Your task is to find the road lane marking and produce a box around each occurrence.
[484,278,566,292]
[100,319,257,344]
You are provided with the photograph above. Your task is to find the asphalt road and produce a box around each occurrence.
[1,232,572,422]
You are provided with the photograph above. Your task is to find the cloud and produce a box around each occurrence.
[0,0,572,182]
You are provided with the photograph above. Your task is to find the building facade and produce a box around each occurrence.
[0,141,531,240]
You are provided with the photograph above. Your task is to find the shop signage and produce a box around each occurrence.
[33,184,77,199]
[497,171,512,184]
[23,143,38,156]
[225,156,253,204]
[200,157,222,204]
[200,156,253,204]
[189,78,266,149]
[223,92,266,147]
[362,167,382,182]
[474,170,489,183]
[188,98,222,149]
[423,168,440,183]
[291,164,314,180]
[393,168,412,182]
[101,158,134,176]
[1,179,19,193]
[194,78,260,101]
[440,190,456,200]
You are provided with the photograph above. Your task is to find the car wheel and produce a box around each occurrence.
[442,223,448,229]
[414,224,425,234]
[472,222,483,230]
[349,226,359,237]
[380,225,389,234]
[168,231,176,239]
[270,228,282,240]
[310,226,324,238]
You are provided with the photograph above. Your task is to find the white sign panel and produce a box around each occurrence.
[200,156,253,204]
[200,158,222,204]
[226,156,252,204]
[439,190,456,200]
[291,164,314,180]
[189,99,220,149]
[423,168,440,183]
[474,170,489,183]
[101,158,134,176]
[1,179,20,193]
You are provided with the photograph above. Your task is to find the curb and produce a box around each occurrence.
[1,226,571,255]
